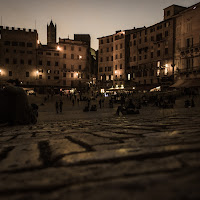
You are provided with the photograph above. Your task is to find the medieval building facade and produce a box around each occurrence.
[175,3,200,80]
[0,21,95,91]
[98,2,200,90]
[0,26,38,86]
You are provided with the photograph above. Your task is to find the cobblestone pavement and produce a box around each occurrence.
[0,101,200,199]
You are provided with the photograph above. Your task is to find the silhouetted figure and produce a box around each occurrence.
[191,98,195,107]
[109,99,113,108]
[60,100,63,113]
[72,99,75,106]
[90,104,97,111]
[185,99,190,108]
[99,99,102,108]
[55,101,59,114]
[121,96,125,106]
[126,99,135,109]
[87,99,90,107]
[116,106,121,115]
[102,99,104,107]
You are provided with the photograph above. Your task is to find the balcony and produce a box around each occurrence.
[177,66,200,75]
[179,43,200,57]
[114,78,124,81]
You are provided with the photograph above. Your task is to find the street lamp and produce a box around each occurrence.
[171,64,175,81]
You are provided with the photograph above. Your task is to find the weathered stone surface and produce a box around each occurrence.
[0,101,200,200]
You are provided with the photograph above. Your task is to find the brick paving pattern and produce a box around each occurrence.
[0,97,200,200]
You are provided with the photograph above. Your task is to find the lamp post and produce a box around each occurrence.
[171,64,175,82]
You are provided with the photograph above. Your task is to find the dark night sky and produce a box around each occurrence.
[0,0,199,50]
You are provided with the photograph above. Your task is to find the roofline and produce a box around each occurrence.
[173,2,200,16]
[97,2,200,40]
[97,28,144,39]
[163,4,186,10]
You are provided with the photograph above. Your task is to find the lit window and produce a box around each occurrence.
[128,74,131,80]
[157,61,161,68]
[157,69,160,76]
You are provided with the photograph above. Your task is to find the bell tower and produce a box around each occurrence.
[47,20,56,46]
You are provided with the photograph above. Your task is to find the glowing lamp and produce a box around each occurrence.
[100,89,105,93]
[57,46,61,51]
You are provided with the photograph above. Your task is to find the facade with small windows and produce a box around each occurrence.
[0,26,38,86]
[98,31,127,89]
[113,31,126,88]
[98,3,200,90]
[36,38,89,89]
[0,21,92,90]
[98,34,114,88]
[175,2,200,79]
[127,17,175,89]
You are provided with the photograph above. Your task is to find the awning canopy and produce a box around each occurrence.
[170,78,200,88]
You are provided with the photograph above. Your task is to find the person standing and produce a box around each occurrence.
[55,101,59,114]
[99,99,102,108]
[102,98,104,107]
[60,100,63,113]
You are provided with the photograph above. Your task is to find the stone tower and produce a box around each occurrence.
[47,20,56,46]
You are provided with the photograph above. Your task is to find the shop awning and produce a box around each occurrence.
[170,78,200,88]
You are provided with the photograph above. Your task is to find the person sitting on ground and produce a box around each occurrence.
[126,99,135,109]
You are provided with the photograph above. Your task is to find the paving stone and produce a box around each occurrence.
[0,144,41,172]
[49,139,86,157]
[0,101,200,199]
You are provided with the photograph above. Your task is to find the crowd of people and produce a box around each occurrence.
[34,87,199,116]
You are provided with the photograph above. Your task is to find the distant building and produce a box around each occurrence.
[74,34,91,48]
[36,38,90,90]
[175,3,200,79]
[0,26,38,86]
[127,17,175,89]
[98,30,130,89]
[0,21,95,92]
[47,20,56,46]
[97,2,200,91]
